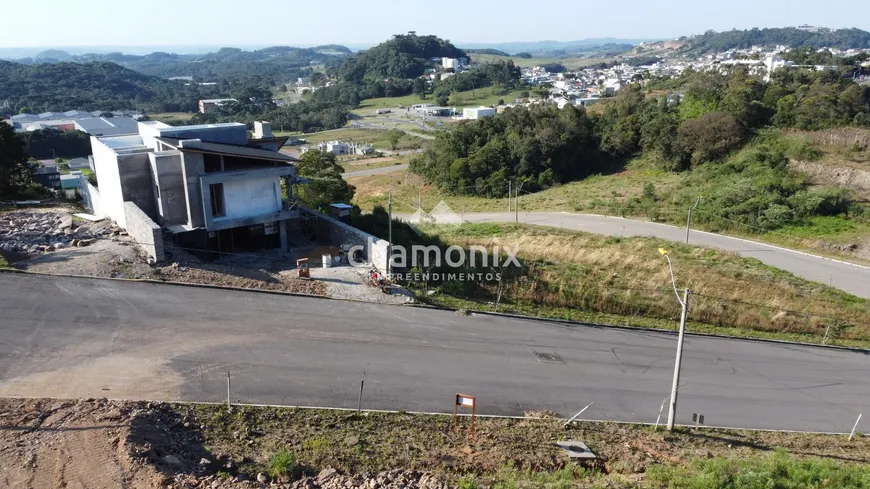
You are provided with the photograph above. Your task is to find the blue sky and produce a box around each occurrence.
[2,0,868,48]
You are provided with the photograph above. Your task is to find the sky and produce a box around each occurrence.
[1,0,869,49]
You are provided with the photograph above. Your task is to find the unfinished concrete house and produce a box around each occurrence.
[85,120,308,259]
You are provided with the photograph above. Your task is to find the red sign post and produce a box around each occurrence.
[454,393,477,437]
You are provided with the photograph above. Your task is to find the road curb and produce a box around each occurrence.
[465,308,870,353]
[3,267,867,353]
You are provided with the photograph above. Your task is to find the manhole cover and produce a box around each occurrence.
[533,351,564,364]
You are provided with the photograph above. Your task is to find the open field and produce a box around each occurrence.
[296,128,424,151]
[471,53,613,70]
[145,112,196,123]
[351,87,528,117]
[339,154,410,173]
[5,397,869,489]
[409,222,870,347]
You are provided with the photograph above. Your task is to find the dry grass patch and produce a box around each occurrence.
[421,223,870,346]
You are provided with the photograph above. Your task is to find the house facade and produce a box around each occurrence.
[88,120,304,256]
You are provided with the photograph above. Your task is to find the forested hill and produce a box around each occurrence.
[338,34,466,83]
[0,61,220,113]
[8,45,352,83]
[682,27,870,55]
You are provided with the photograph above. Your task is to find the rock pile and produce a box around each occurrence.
[0,211,111,255]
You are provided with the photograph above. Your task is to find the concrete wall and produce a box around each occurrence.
[78,175,107,218]
[181,152,206,228]
[117,152,156,221]
[149,151,187,226]
[123,201,165,263]
[308,207,390,272]
[221,176,282,219]
[90,136,127,227]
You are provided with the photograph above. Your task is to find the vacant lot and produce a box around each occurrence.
[3,398,868,489]
[302,128,424,151]
[412,222,870,347]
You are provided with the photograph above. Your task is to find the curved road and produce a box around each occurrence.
[0,274,866,432]
[456,212,870,299]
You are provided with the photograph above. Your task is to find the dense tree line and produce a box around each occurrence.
[411,67,870,230]
[338,34,466,83]
[682,27,870,55]
[190,99,348,133]
[0,61,223,113]
[20,129,92,159]
[12,45,350,85]
[465,49,511,57]
[411,104,601,197]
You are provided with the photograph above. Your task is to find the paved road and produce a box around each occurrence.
[1,274,866,432]
[343,164,409,178]
[452,212,870,299]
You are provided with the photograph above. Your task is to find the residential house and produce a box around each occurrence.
[33,166,61,189]
[86,120,304,255]
[198,98,238,114]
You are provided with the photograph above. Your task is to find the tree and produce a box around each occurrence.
[388,129,404,150]
[413,77,427,100]
[678,112,744,165]
[295,150,355,211]
[0,124,34,198]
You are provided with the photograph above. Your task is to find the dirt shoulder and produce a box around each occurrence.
[1,398,869,489]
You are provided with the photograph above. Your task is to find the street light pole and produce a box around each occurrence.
[685,197,703,244]
[667,287,690,431]
[659,248,690,431]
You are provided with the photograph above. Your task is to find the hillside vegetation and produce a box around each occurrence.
[681,27,870,55]
[339,34,465,82]
[0,61,221,113]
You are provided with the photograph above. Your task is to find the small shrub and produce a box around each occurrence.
[267,450,298,481]
[458,476,478,489]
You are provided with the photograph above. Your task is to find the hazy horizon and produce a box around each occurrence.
[1,0,868,50]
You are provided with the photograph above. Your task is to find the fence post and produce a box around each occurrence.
[226,371,231,410]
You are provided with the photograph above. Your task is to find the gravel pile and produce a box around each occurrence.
[0,211,112,255]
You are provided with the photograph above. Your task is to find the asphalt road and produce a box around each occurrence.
[1,273,866,432]
[343,164,409,178]
[453,211,870,299]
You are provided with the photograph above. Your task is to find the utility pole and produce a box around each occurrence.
[387,193,393,276]
[667,287,690,431]
[685,197,702,244]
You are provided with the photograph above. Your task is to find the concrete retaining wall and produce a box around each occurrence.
[307,207,389,272]
[123,201,165,263]
[78,175,107,218]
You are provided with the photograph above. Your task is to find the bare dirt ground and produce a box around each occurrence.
[3,398,869,489]
[310,265,414,305]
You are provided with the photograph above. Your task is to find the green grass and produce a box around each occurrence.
[351,87,527,117]
[299,127,423,151]
[0,253,8,268]
[647,450,870,488]
[146,112,196,123]
[267,450,298,481]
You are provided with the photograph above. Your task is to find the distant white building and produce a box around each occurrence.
[441,57,468,71]
[303,140,374,156]
[463,107,496,120]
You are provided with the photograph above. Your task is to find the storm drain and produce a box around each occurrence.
[533,351,564,364]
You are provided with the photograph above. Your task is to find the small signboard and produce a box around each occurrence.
[453,393,477,437]
[297,258,310,278]
[692,413,705,429]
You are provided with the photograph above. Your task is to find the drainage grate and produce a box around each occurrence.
[533,351,564,364]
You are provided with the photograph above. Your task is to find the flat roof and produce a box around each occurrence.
[157,137,299,163]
